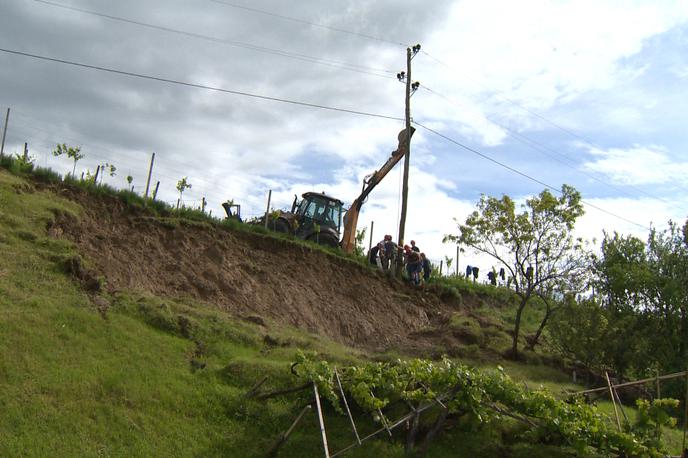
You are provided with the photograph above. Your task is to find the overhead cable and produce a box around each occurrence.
[208,0,408,47]
[0,47,404,122]
[33,0,396,78]
[413,121,652,231]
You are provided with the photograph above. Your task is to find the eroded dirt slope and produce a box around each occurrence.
[48,186,456,350]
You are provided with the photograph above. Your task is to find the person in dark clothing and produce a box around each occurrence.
[410,240,420,253]
[420,253,432,281]
[406,249,422,285]
[368,245,379,266]
[472,266,479,282]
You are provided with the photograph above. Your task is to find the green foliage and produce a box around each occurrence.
[175,176,191,202]
[52,143,84,177]
[292,353,670,457]
[630,399,680,452]
[444,185,588,357]
[354,226,367,257]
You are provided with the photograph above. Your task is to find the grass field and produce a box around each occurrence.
[1,166,684,457]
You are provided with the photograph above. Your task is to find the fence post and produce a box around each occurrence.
[152,181,160,200]
[201,197,206,213]
[368,221,374,251]
[93,165,100,184]
[439,260,443,276]
[23,143,28,161]
[0,108,9,159]
[264,189,272,229]
[144,152,155,198]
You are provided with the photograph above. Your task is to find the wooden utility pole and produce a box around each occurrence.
[397,46,413,251]
[0,108,9,159]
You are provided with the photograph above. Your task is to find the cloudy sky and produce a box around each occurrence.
[2,0,688,271]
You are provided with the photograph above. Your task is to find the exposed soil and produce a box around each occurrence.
[45,185,483,353]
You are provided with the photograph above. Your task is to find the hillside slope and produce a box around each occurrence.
[47,183,458,350]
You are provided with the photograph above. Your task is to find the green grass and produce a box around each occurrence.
[2,165,684,457]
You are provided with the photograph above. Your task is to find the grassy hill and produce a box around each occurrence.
[0,162,683,457]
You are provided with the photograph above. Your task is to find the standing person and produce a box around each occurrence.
[410,240,420,253]
[368,244,380,267]
[420,253,432,281]
[406,249,422,285]
[381,235,395,270]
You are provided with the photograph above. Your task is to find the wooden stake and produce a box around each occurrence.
[613,388,628,425]
[605,372,622,431]
[264,189,272,230]
[201,197,206,213]
[312,383,330,457]
[265,404,312,458]
[0,107,9,159]
[94,165,100,184]
[439,260,443,276]
[334,368,360,445]
[144,152,155,198]
[368,221,374,252]
[152,181,160,200]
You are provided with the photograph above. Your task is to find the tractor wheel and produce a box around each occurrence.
[272,219,290,234]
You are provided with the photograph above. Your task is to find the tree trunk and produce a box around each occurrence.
[510,297,528,359]
[526,299,555,351]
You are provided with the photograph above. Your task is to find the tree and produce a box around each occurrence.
[354,227,367,257]
[52,143,84,177]
[176,177,192,207]
[126,175,133,191]
[593,223,688,378]
[445,185,587,358]
[100,162,116,183]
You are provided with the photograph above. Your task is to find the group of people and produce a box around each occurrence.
[367,235,432,286]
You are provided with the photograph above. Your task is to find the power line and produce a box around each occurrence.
[419,85,677,207]
[208,0,407,47]
[33,0,396,79]
[0,47,404,122]
[413,121,652,231]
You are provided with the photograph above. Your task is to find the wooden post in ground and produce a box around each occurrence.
[605,372,622,431]
[152,181,160,200]
[201,197,206,213]
[93,165,100,184]
[368,221,374,251]
[144,152,155,199]
[396,46,413,276]
[23,142,28,161]
[439,260,443,276]
[456,245,460,277]
[0,108,9,159]
[264,189,272,229]
[312,383,330,458]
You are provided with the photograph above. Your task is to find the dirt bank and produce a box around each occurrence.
[48,186,461,351]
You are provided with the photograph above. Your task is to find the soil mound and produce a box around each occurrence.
[48,187,452,350]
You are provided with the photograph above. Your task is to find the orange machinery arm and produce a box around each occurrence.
[341,126,416,253]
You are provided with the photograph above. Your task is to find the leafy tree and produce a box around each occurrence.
[549,298,609,383]
[126,175,133,191]
[445,185,587,358]
[354,226,367,257]
[100,162,116,183]
[593,223,688,378]
[176,177,192,206]
[52,143,84,177]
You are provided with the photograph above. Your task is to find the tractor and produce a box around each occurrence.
[225,192,344,248]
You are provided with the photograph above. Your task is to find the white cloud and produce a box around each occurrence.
[582,145,688,186]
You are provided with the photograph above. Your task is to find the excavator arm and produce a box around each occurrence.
[341,126,415,253]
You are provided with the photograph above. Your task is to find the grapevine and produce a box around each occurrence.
[291,351,677,457]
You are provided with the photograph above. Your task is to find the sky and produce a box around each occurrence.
[1,0,688,274]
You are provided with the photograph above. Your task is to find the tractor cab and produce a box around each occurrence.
[291,192,344,246]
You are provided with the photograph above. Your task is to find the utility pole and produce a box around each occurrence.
[0,108,9,159]
[397,44,420,273]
